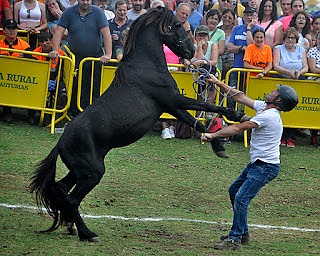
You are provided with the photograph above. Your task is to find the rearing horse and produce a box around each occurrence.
[30,7,246,242]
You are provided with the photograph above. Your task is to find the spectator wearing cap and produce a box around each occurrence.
[227,7,263,107]
[0,0,13,27]
[192,25,219,106]
[0,19,35,123]
[186,0,203,30]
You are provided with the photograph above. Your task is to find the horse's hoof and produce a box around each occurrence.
[80,236,101,242]
[67,224,78,236]
[215,151,229,158]
[240,114,251,123]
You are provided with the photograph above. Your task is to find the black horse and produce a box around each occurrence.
[30,7,246,242]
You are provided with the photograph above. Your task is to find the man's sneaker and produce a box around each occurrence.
[169,126,175,138]
[280,138,287,146]
[214,239,243,251]
[287,138,295,148]
[161,128,172,139]
[220,234,250,244]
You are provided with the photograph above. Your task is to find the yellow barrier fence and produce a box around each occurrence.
[0,47,75,134]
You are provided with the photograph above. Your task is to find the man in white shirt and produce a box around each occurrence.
[127,0,146,20]
[202,74,298,251]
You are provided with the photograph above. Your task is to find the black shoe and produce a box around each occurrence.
[220,233,250,244]
[214,239,242,251]
[57,91,68,110]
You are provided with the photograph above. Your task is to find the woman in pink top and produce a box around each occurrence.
[257,0,283,49]
[280,0,305,31]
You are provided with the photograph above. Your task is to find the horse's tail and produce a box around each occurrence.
[30,145,66,233]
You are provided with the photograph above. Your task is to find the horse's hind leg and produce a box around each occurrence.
[63,162,105,242]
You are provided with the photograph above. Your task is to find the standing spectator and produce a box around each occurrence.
[257,0,283,49]
[175,3,195,42]
[14,0,48,49]
[273,27,308,147]
[95,0,115,19]
[48,0,112,116]
[247,0,261,12]
[310,14,320,47]
[0,19,33,123]
[307,30,320,147]
[289,10,312,51]
[115,26,129,61]
[126,0,146,20]
[219,8,236,79]
[150,0,164,8]
[278,0,292,19]
[0,0,13,27]
[186,0,203,30]
[204,9,225,72]
[202,0,213,15]
[59,0,77,9]
[109,0,132,60]
[45,0,68,46]
[280,0,305,31]
[162,0,176,11]
[202,74,298,251]
[243,28,273,78]
[228,6,262,99]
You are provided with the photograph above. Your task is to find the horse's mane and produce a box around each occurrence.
[114,7,176,85]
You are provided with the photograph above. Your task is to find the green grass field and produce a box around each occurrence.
[0,119,319,255]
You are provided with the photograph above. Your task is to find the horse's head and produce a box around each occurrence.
[160,9,195,60]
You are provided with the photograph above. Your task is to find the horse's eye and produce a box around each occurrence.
[168,25,172,31]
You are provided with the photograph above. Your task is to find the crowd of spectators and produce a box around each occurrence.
[0,0,319,146]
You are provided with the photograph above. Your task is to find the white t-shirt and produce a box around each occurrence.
[250,100,283,164]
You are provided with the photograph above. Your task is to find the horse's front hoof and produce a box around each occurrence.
[215,151,229,158]
[80,236,101,242]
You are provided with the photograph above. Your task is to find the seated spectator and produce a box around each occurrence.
[310,14,320,47]
[0,19,35,123]
[273,27,308,148]
[45,0,68,46]
[257,0,283,49]
[243,28,273,78]
[14,0,48,49]
[307,30,320,147]
[289,10,312,52]
[204,9,225,72]
[95,0,115,20]
[32,31,68,110]
[273,27,308,79]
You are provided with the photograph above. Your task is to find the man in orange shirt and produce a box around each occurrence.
[32,31,67,109]
[0,19,32,122]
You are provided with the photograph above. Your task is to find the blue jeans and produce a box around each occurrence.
[228,160,280,242]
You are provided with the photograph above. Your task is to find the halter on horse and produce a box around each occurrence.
[30,7,246,242]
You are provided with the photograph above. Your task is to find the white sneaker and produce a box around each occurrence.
[161,128,172,139]
[169,126,175,138]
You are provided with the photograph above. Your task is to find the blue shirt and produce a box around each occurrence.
[109,18,132,59]
[58,5,109,59]
[187,10,203,30]
[229,24,263,68]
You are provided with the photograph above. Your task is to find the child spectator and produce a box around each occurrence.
[32,31,67,110]
[95,0,115,20]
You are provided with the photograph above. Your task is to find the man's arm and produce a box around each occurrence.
[202,121,258,142]
[206,74,255,108]
[48,26,65,58]
[100,26,112,64]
